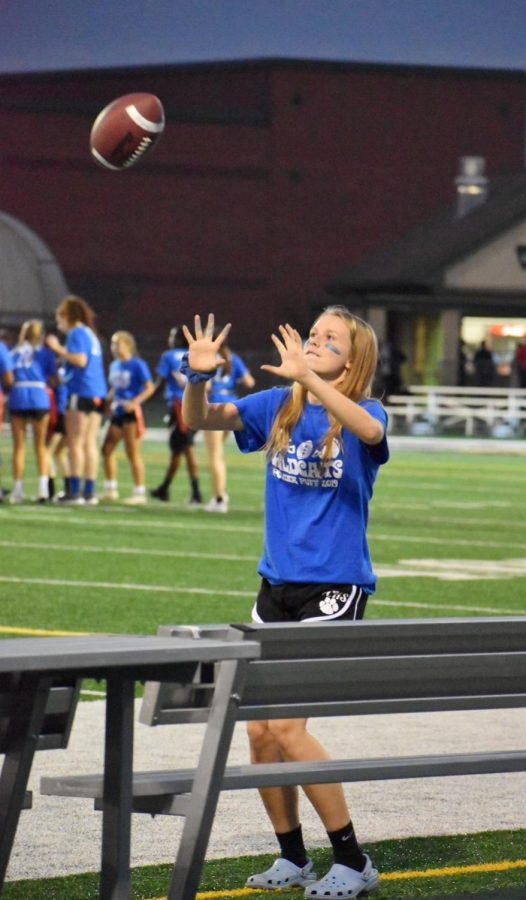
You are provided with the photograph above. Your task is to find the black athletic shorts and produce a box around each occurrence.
[54,412,66,435]
[67,395,104,414]
[10,408,49,421]
[110,411,138,428]
[169,399,195,453]
[253,578,368,623]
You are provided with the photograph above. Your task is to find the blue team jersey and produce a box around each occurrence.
[209,353,250,403]
[156,348,187,403]
[64,325,107,398]
[0,341,13,379]
[233,388,389,591]
[8,342,56,411]
[109,357,153,415]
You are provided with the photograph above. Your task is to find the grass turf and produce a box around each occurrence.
[2,831,525,897]
[0,433,524,896]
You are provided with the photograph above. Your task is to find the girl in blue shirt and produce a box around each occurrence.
[203,340,255,513]
[8,320,57,503]
[150,326,203,506]
[182,306,388,900]
[46,295,107,505]
[0,338,13,501]
[101,331,154,504]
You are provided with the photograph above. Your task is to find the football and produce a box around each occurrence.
[90,93,165,170]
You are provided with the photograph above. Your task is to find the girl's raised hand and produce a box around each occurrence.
[182,314,231,373]
[261,324,309,382]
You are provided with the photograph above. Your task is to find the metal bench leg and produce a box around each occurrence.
[0,674,52,891]
[100,677,135,900]
[167,657,250,900]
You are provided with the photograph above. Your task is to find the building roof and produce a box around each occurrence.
[0,56,524,83]
[327,168,526,297]
[0,212,68,326]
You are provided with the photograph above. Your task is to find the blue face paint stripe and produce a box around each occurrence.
[325,343,342,356]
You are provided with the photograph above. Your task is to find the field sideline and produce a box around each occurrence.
[0,434,524,643]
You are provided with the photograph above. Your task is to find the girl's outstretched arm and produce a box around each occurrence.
[262,323,384,445]
[182,314,243,431]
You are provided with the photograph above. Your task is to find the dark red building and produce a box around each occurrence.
[0,58,524,364]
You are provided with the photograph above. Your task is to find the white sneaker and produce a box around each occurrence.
[9,493,24,505]
[246,857,316,890]
[123,494,147,505]
[62,495,85,506]
[203,495,229,513]
[101,489,119,501]
[84,496,99,506]
[304,857,379,899]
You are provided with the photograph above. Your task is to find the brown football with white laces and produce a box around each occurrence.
[90,93,165,170]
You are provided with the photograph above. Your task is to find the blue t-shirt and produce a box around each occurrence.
[0,341,13,380]
[64,325,107,398]
[233,387,389,591]
[156,348,187,403]
[109,357,153,415]
[209,353,250,403]
[8,342,56,411]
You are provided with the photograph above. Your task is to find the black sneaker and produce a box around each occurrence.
[150,485,169,501]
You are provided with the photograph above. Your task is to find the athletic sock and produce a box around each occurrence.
[328,821,366,871]
[276,824,309,868]
[69,476,81,496]
[83,478,95,498]
[190,477,202,501]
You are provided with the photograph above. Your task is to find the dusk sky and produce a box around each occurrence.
[1,0,525,75]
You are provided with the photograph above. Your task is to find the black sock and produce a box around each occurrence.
[190,477,202,501]
[328,821,366,871]
[276,824,308,868]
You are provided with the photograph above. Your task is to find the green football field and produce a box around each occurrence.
[0,434,524,641]
[0,433,525,898]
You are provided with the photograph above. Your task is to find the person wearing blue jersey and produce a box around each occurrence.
[150,326,203,507]
[203,339,255,513]
[101,331,154,504]
[8,320,57,503]
[0,334,14,501]
[46,295,107,505]
[182,307,388,900]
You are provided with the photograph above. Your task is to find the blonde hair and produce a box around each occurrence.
[112,331,137,356]
[266,305,378,462]
[18,319,44,346]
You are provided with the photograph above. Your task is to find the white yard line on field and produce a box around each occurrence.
[5,506,526,534]
[372,597,523,615]
[0,539,258,563]
[0,574,523,615]
[2,509,263,533]
[1,530,524,559]
[0,575,254,596]
[371,532,526,550]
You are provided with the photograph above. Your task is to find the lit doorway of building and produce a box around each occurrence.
[461,316,526,385]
